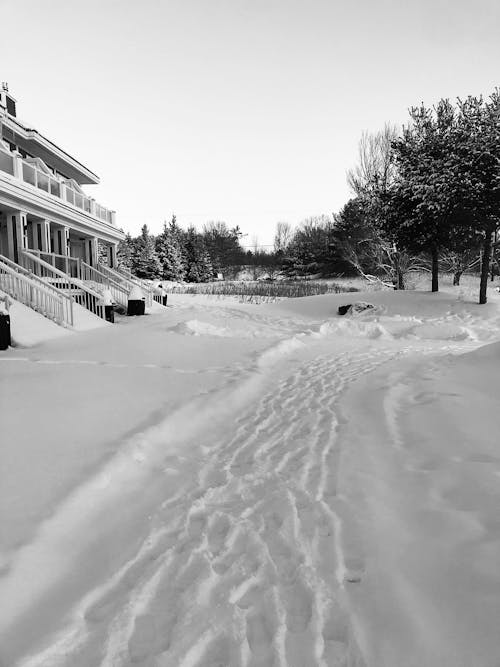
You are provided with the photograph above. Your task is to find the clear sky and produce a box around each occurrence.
[1,0,500,247]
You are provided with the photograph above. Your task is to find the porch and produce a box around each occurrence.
[0,208,118,273]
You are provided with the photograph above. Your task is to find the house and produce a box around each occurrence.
[0,83,124,269]
[0,83,157,330]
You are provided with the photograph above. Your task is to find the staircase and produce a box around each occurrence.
[80,261,130,309]
[2,248,163,329]
[20,250,105,320]
[97,263,155,307]
[0,254,74,327]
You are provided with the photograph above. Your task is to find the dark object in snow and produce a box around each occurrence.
[128,299,145,316]
[338,302,375,316]
[0,313,11,350]
[128,286,146,316]
[101,289,115,323]
[104,305,115,323]
[156,284,168,307]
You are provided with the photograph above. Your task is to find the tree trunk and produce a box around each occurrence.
[397,270,405,290]
[431,246,439,292]
[453,271,462,286]
[479,231,493,304]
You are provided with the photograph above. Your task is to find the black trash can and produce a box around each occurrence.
[128,299,145,316]
[104,305,115,323]
[0,313,11,350]
[128,286,146,316]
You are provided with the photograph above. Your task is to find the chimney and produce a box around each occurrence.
[0,83,17,117]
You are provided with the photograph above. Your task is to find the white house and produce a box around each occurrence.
[0,83,124,271]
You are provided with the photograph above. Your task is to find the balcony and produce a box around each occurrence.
[0,146,116,227]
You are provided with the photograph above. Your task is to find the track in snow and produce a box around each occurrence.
[29,346,410,667]
[18,336,471,667]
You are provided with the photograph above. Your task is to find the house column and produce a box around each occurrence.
[59,226,70,274]
[6,211,27,264]
[87,236,98,267]
[108,243,118,269]
[40,220,51,253]
[56,226,69,257]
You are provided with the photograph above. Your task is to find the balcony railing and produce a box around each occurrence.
[0,148,115,227]
[22,161,61,198]
[0,149,14,176]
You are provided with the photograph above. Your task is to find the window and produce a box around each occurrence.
[6,96,16,117]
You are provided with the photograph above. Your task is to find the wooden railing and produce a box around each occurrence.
[20,250,105,320]
[26,249,82,278]
[0,255,74,327]
[80,262,129,308]
[97,263,154,307]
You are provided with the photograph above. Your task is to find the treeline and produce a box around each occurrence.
[119,89,500,302]
[117,215,355,283]
[117,218,246,282]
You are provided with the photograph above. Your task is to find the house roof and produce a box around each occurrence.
[1,113,100,185]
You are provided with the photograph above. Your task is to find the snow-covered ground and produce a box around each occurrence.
[1,287,500,667]
[0,290,109,348]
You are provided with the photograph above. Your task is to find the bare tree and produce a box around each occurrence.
[273,221,293,254]
[347,123,399,196]
[250,235,263,280]
[337,231,428,289]
[439,249,480,286]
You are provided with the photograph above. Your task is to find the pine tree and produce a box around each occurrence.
[382,91,500,302]
[201,221,246,273]
[184,226,213,282]
[133,225,161,279]
[117,233,135,270]
[97,240,109,266]
[155,217,187,281]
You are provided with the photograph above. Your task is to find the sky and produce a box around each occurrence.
[1,0,500,247]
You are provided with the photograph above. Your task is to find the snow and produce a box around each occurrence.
[0,291,70,347]
[0,290,109,348]
[1,287,500,666]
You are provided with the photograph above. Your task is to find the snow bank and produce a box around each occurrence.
[0,291,109,348]
[169,319,234,337]
[267,288,500,321]
[337,338,500,666]
[72,304,110,332]
[0,291,71,347]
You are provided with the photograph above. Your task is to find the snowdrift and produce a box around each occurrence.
[1,287,500,667]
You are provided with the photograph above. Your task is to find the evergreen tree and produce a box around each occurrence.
[453,92,500,303]
[184,226,213,282]
[381,90,500,302]
[383,100,468,292]
[283,216,337,276]
[155,216,187,281]
[97,240,109,266]
[133,224,161,279]
[201,221,246,274]
[117,233,135,270]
